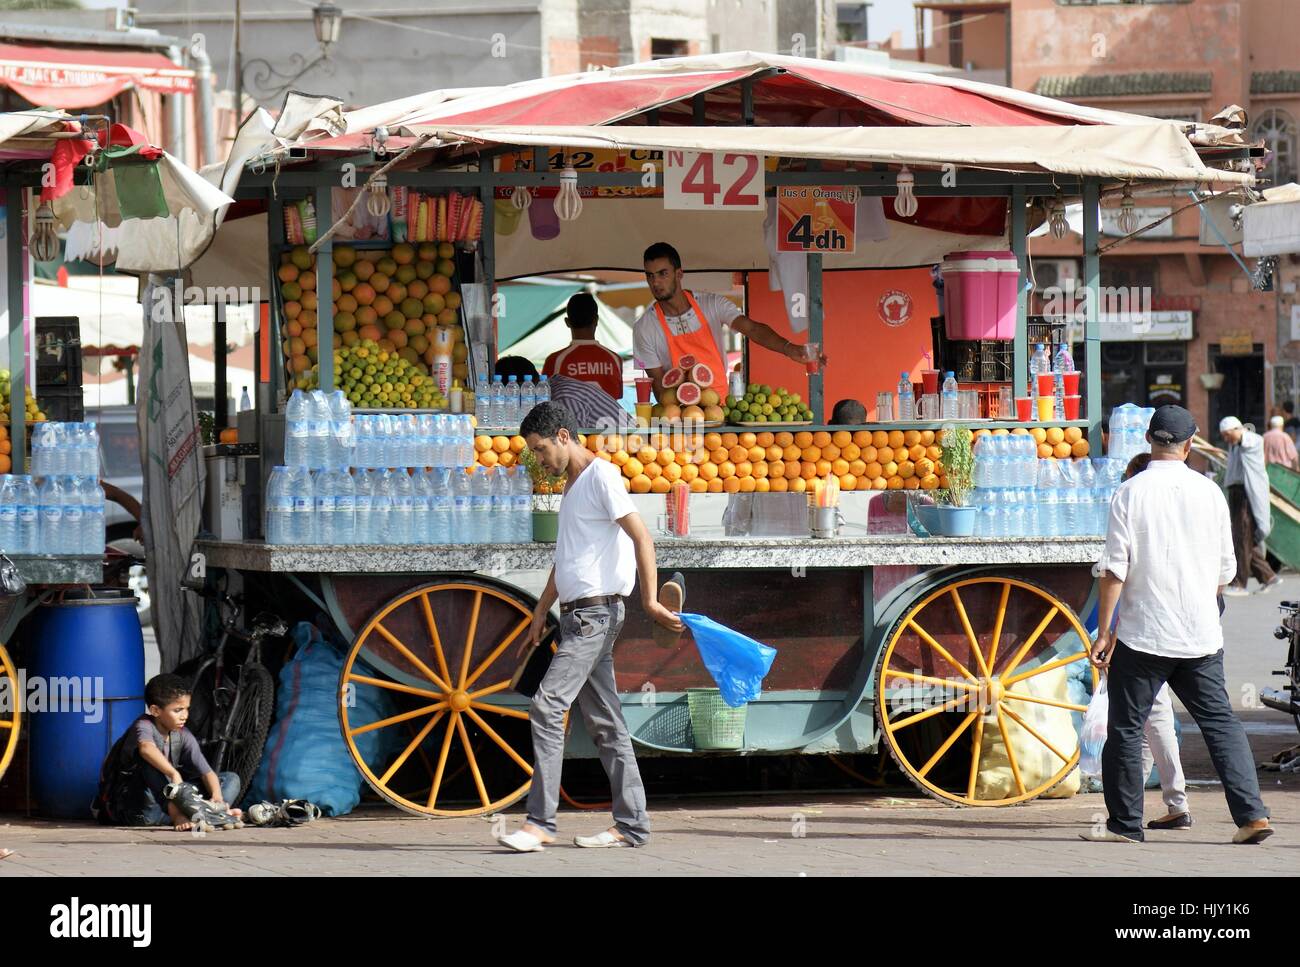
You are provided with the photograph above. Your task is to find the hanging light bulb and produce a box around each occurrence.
[30,201,60,262]
[893,166,917,218]
[366,172,391,219]
[555,154,583,222]
[1117,185,1138,235]
[510,161,533,211]
[1048,193,1069,240]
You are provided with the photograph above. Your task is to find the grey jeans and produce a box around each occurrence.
[525,599,651,845]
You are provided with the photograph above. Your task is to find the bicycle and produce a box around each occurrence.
[180,586,289,801]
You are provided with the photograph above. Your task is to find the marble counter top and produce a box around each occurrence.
[196,536,1104,574]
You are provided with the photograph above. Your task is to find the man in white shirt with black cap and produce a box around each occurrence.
[496,402,682,853]
[1085,405,1272,845]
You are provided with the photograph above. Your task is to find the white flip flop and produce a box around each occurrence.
[574,830,632,848]
[497,829,548,852]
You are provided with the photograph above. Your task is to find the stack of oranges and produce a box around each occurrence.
[0,423,10,475]
[472,434,528,468]
[972,425,1090,460]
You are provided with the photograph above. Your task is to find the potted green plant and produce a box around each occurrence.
[520,447,565,542]
[934,423,976,537]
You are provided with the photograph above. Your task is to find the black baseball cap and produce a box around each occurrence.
[1148,404,1197,445]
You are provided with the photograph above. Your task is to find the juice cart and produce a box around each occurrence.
[189,54,1255,814]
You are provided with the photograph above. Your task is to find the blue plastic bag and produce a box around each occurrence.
[679,612,777,708]
[249,622,397,816]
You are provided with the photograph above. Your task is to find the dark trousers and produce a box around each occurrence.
[1228,484,1275,588]
[117,767,240,827]
[1102,641,1268,841]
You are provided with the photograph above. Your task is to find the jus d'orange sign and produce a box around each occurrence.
[776,186,857,254]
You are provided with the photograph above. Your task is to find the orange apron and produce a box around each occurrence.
[653,291,729,396]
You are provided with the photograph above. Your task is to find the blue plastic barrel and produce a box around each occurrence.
[27,589,144,819]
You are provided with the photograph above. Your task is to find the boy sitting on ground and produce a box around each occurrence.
[101,673,242,830]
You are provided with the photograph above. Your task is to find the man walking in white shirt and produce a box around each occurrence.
[497,402,682,853]
[1086,405,1272,845]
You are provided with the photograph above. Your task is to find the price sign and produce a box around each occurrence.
[776,186,857,253]
[663,150,765,211]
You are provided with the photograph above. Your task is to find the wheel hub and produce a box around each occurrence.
[449,690,471,712]
[978,678,1004,711]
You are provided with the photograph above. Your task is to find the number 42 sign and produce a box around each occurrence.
[663,150,765,211]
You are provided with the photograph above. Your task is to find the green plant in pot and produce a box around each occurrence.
[934,423,976,537]
[520,446,565,542]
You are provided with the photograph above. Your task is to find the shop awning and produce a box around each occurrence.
[0,42,194,109]
[1243,182,1300,257]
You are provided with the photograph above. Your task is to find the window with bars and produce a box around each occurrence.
[1253,108,1298,187]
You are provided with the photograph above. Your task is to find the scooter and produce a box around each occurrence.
[1261,601,1300,771]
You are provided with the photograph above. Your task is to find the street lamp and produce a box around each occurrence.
[236,1,345,116]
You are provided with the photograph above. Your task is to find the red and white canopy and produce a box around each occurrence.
[0,42,194,110]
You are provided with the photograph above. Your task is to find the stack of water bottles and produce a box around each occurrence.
[268,389,532,545]
[971,434,1125,538]
[1108,402,1155,465]
[475,373,551,430]
[0,421,106,555]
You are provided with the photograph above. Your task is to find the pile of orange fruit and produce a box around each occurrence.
[975,425,1090,459]
[0,423,11,475]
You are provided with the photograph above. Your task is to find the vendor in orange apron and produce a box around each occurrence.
[652,291,729,398]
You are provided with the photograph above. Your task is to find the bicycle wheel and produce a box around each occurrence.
[220,662,276,802]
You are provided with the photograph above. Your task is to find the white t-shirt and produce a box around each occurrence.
[632,291,741,371]
[554,457,638,603]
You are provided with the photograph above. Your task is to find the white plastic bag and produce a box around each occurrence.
[1078,676,1109,776]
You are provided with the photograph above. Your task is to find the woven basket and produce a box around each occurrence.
[687,688,746,750]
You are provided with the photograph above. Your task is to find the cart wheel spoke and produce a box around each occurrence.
[0,719,12,730]
[882,669,978,691]
[427,712,459,810]
[465,707,533,776]
[348,701,447,737]
[465,614,531,690]
[458,591,483,688]
[987,581,1012,671]
[994,705,1027,796]
[1001,704,1073,765]
[373,620,451,692]
[1001,690,1088,714]
[455,713,491,808]
[469,680,512,700]
[1002,651,1090,687]
[419,593,454,689]
[470,701,530,721]
[345,672,445,702]
[966,714,986,801]
[887,694,971,731]
[999,606,1060,681]
[918,710,979,780]
[906,617,978,682]
[380,710,446,786]
[949,587,990,679]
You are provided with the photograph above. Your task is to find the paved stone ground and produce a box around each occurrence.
[3,575,1297,877]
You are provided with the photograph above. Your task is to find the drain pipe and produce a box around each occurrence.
[189,39,218,168]
[166,45,188,161]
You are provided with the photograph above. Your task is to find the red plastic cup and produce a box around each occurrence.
[1063,371,1080,395]
[1064,395,1081,420]
[921,370,940,395]
[1036,373,1056,398]
[1015,396,1032,422]
[635,377,653,403]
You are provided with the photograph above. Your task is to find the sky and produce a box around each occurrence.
[863,0,925,47]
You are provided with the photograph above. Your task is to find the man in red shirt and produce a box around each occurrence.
[542,293,624,400]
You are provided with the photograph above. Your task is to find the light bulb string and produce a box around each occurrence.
[308,133,434,254]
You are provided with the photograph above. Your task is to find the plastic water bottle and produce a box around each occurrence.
[476,376,491,428]
[469,466,492,543]
[354,470,375,543]
[332,469,356,544]
[240,387,252,412]
[307,391,330,470]
[61,475,83,555]
[1053,342,1075,375]
[288,467,315,543]
[456,415,474,468]
[1059,474,1078,536]
[941,372,959,419]
[537,375,551,406]
[14,476,37,554]
[312,470,334,545]
[79,476,102,554]
[450,468,472,544]
[489,468,510,544]
[1030,343,1050,401]
[265,468,288,544]
[391,470,415,544]
[85,422,101,476]
[521,375,537,421]
[490,375,505,429]
[38,475,63,554]
[0,476,17,553]
[428,468,452,543]
[514,465,533,541]
[286,390,310,467]
[897,373,914,421]
[504,375,521,428]
[327,390,353,471]
[1037,461,1059,537]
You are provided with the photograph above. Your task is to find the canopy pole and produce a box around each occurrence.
[809,252,824,424]
[314,179,334,392]
[480,179,497,378]
[1011,185,1028,405]
[7,184,26,473]
[215,301,228,430]
[1083,178,1102,451]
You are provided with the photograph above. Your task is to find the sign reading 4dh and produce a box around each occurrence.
[776,186,857,254]
[664,150,765,211]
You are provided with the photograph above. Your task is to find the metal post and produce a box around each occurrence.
[809,252,824,424]
[6,183,26,472]
[265,195,283,415]
[1011,185,1028,405]
[1083,178,1102,449]
[479,182,497,376]
[233,0,243,134]
[313,181,334,392]
[214,301,228,428]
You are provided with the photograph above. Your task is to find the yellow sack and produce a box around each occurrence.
[975,665,1080,800]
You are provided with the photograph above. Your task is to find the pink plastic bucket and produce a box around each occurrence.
[941,250,1020,341]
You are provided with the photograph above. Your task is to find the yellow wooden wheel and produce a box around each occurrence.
[875,575,1097,807]
[0,642,19,784]
[339,579,546,817]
